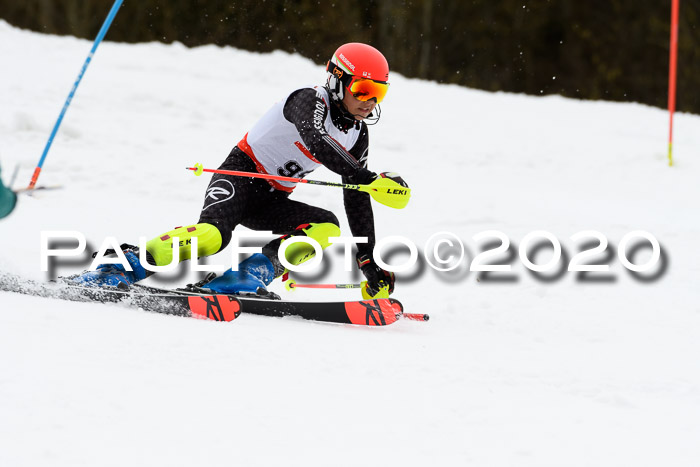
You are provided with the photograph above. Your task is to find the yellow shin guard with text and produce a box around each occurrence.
[145,223,222,267]
[280,222,340,268]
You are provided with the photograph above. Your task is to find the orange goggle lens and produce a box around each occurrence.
[348,78,389,103]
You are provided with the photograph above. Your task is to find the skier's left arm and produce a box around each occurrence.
[284,88,376,182]
[342,126,395,298]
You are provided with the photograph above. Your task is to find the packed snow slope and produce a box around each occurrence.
[1,21,699,467]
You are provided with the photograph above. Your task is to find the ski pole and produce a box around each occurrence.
[27,0,124,190]
[285,280,428,321]
[187,162,410,209]
[285,279,367,291]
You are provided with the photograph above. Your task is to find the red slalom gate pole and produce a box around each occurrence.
[667,0,680,167]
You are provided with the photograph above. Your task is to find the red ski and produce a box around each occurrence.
[236,296,408,326]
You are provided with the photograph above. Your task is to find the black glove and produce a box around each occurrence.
[356,253,395,298]
[351,167,378,185]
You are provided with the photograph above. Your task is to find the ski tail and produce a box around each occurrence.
[0,271,241,323]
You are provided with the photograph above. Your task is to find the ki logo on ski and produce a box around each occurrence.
[361,299,387,326]
[188,295,240,322]
[200,296,227,321]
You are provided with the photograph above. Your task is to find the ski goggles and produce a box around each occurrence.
[328,62,389,103]
[346,77,389,103]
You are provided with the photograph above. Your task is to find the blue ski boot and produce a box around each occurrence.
[70,245,149,288]
[205,253,275,294]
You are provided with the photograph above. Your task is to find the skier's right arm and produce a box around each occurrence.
[283,88,375,181]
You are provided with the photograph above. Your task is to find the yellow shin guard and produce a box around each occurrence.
[275,222,341,270]
[145,223,223,266]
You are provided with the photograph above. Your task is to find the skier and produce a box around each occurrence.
[73,42,406,299]
[0,165,17,219]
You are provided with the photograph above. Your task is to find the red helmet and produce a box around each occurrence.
[326,43,390,105]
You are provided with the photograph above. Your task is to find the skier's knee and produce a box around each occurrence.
[262,222,340,277]
[314,211,339,228]
[299,222,341,249]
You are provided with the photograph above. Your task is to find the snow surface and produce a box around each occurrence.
[1,20,700,466]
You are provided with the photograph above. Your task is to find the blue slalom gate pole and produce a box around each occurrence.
[28,0,124,189]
